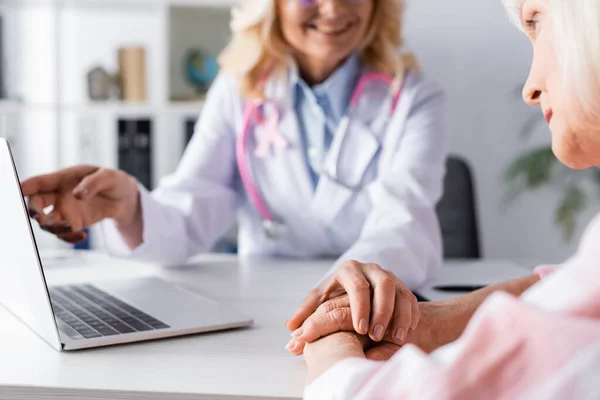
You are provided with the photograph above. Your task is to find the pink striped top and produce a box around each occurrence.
[305,213,600,400]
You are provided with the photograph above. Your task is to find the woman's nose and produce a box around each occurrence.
[319,0,343,15]
[522,54,544,106]
[522,85,542,106]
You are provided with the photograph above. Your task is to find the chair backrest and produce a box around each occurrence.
[436,156,481,259]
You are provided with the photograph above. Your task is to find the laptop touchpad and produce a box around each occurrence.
[94,277,243,330]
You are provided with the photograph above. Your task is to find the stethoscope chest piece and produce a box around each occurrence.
[262,219,288,239]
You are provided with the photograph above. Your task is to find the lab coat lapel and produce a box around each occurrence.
[311,115,382,225]
[250,77,314,207]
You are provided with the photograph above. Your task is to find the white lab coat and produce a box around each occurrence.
[101,69,448,289]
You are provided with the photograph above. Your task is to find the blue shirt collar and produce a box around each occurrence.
[290,54,361,121]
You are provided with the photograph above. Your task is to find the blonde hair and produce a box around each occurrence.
[218,0,416,99]
[503,0,600,118]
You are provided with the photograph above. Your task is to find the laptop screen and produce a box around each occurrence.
[0,139,62,350]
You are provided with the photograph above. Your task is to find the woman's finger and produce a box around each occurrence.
[292,301,354,343]
[286,288,323,332]
[388,288,416,346]
[335,260,371,335]
[362,264,395,342]
[285,338,305,356]
[365,342,400,362]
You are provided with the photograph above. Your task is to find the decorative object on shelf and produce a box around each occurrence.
[87,66,113,101]
[118,47,147,102]
[184,48,219,95]
[504,85,600,241]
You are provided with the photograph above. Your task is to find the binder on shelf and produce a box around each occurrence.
[184,117,196,149]
[118,118,152,190]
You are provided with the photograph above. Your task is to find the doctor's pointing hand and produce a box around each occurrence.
[22,0,447,344]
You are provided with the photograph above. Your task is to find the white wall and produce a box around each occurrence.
[404,0,595,263]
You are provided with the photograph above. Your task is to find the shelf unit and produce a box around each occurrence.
[2,0,232,170]
[1,0,234,250]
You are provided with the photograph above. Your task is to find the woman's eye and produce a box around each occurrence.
[524,12,540,36]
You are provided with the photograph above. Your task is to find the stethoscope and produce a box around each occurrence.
[237,72,403,238]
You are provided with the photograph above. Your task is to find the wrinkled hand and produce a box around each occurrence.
[303,331,367,383]
[287,261,419,345]
[21,165,139,243]
[288,294,449,359]
[302,331,402,383]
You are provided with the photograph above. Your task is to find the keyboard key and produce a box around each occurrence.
[109,322,135,334]
[71,321,89,331]
[95,325,119,336]
[148,322,170,330]
[76,327,101,339]
[123,320,153,332]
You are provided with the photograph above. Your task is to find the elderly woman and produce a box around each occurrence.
[295,0,600,398]
[22,0,447,345]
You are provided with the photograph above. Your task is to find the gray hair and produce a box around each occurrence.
[503,0,600,117]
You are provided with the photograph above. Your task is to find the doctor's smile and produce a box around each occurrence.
[305,19,356,37]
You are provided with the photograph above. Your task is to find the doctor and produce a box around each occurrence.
[22,0,447,343]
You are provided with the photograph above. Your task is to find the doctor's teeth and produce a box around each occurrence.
[317,23,349,34]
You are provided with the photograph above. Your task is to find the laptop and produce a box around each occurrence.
[0,138,253,351]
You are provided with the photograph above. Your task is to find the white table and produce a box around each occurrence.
[0,253,532,400]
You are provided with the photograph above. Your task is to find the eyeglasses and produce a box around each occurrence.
[296,0,365,8]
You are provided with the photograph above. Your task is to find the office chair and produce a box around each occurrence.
[436,156,481,259]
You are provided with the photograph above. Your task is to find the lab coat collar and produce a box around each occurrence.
[288,53,361,122]
[258,62,392,222]
[260,74,315,203]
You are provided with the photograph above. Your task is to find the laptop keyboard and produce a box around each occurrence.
[49,284,170,340]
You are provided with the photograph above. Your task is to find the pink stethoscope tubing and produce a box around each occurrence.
[237,101,275,223]
[236,72,402,228]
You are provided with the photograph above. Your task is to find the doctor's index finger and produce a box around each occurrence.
[21,165,99,196]
[336,261,372,335]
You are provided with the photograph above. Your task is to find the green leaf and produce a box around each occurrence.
[555,186,587,241]
[504,147,558,194]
